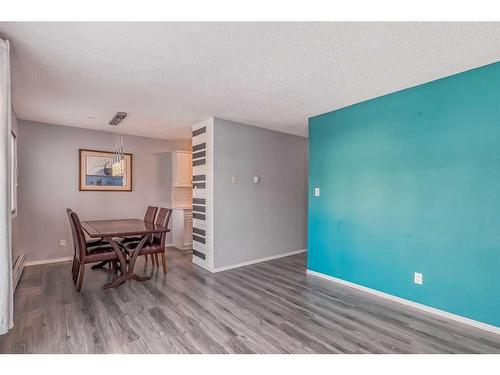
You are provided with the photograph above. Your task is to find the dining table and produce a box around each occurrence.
[81,218,170,289]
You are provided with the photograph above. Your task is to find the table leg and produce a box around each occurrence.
[128,235,150,272]
[102,235,151,289]
[102,237,129,289]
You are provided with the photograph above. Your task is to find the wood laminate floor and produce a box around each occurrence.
[1,248,500,354]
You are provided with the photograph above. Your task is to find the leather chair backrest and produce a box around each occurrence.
[66,208,80,260]
[144,206,158,224]
[70,211,89,259]
[154,207,172,246]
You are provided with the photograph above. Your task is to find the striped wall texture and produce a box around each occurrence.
[191,119,214,270]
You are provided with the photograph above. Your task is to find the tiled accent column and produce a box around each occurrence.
[191,118,214,271]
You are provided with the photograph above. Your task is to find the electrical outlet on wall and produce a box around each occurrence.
[414,272,423,285]
[231,176,237,184]
[314,187,320,197]
[59,239,66,247]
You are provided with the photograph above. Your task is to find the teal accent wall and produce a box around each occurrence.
[308,62,500,328]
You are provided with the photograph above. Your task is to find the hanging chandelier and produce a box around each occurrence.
[108,111,128,177]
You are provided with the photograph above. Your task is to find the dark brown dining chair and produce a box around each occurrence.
[67,209,119,292]
[152,207,172,271]
[144,206,158,223]
[121,206,158,244]
[67,208,79,282]
[119,206,158,263]
[67,208,106,248]
[67,208,107,280]
[122,207,172,273]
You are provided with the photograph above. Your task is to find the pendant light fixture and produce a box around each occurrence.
[108,111,128,176]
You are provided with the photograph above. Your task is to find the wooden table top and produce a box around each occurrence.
[82,218,170,238]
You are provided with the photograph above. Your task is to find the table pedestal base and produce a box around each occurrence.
[101,235,151,289]
[103,273,151,289]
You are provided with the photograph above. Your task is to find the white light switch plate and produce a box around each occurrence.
[314,187,320,197]
[414,272,423,285]
[231,176,237,184]
[59,239,66,247]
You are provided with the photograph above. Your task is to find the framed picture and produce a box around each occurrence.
[79,149,133,191]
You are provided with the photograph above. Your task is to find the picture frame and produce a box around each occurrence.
[79,149,133,191]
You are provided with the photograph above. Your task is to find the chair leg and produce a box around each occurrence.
[151,254,156,266]
[71,256,76,276]
[76,264,85,292]
[161,252,167,274]
[144,254,148,263]
[154,254,159,268]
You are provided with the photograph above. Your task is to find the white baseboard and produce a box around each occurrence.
[306,269,500,336]
[213,249,307,273]
[25,256,73,267]
[24,245,177,267]
[192,255,214,272]
[168,244,192,251]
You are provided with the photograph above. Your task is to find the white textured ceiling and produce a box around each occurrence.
[1,22,500,139]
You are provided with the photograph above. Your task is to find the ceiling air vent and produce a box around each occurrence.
[108,112,128,126]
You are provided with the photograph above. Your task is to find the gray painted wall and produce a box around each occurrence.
[14,120,190,262]
[213,118,308,268]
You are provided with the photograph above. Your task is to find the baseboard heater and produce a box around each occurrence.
[12,254,25,291]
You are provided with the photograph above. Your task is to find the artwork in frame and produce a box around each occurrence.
[79,149,133,191]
